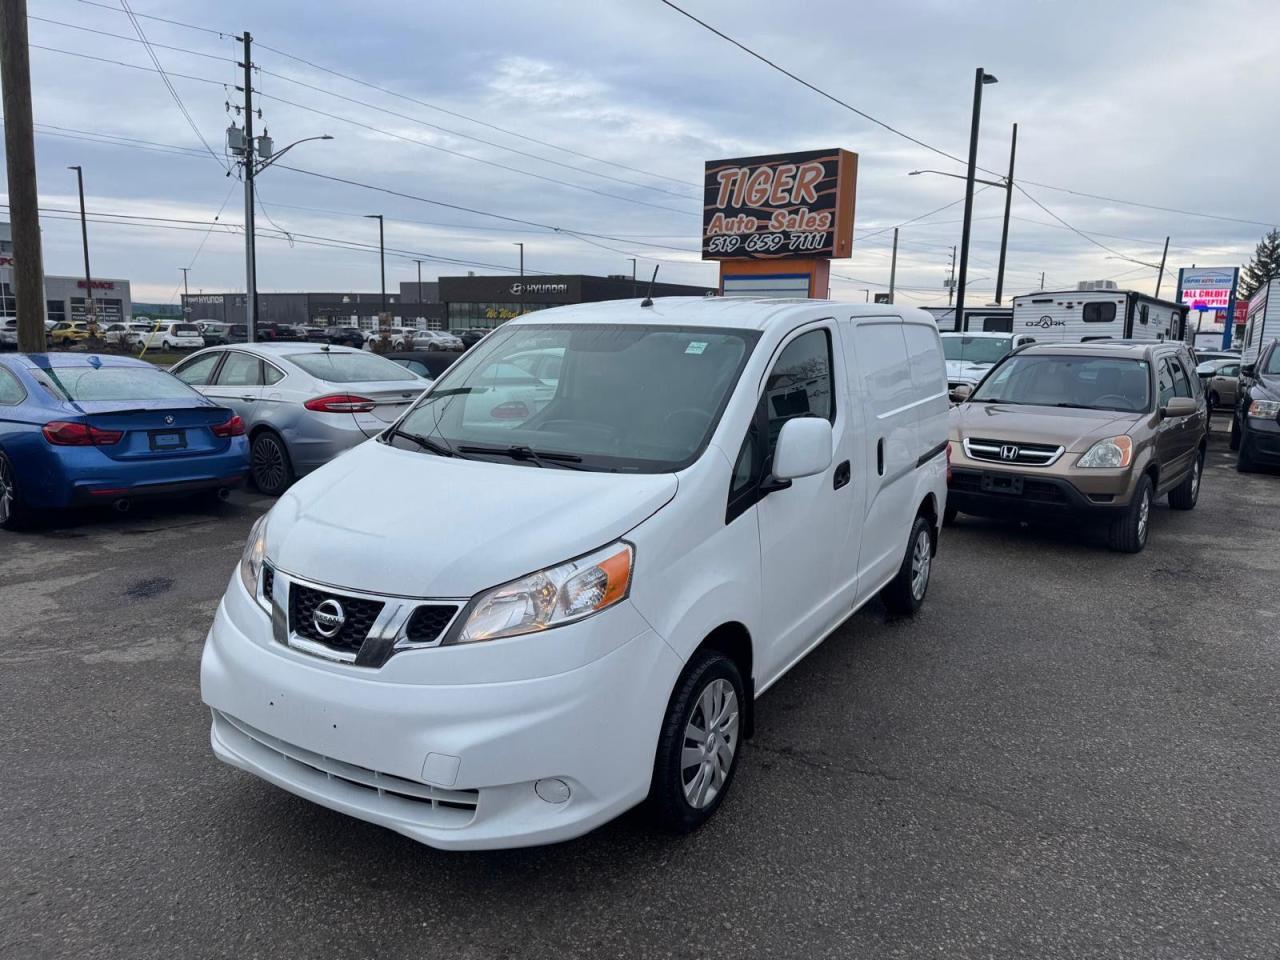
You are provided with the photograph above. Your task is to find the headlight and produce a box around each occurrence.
[453,541,634,643]
[1248,399,1280,419]
[239,514,268,599]
[1077,435,1133,468]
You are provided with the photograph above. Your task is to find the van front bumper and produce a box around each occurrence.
[200,585,683,851]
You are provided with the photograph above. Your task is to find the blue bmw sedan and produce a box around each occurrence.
[0,353,249,528]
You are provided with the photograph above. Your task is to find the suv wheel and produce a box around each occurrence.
[1107,474,1152,553]
[250,431,294,496]
[880,515,934,615]
[1168,449,1203,510]
[648,650,744,833]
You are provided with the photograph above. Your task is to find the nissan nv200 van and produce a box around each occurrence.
[201,297,950,849]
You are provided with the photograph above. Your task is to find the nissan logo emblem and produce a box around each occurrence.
[312,598,346,638]
[999,444,1020,461]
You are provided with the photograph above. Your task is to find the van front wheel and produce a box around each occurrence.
[880,515,934,616]
[648,650,745,833]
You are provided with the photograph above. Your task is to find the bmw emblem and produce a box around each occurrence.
[164,415,175,425]
[312,599,346,638]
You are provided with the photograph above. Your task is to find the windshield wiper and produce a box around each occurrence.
[458,444,584,469]
[390,429,457,458]
[1053,403,1099,410]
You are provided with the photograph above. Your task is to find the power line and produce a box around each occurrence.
[31,43,227,87]
[118,0,226,170]
[1017,179,1278,230]
[72,0,229,37]
[28,15,235,63]
[1013,183,1159,269]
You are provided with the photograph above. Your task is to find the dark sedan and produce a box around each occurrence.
[384,351,463,380]
[1231,340,1280,472]
[322,326,366,348]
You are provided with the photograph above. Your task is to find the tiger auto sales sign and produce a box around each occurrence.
[702,149,857,261]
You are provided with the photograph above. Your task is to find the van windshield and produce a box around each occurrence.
[390,323,759,473]
[942,335,1012,365]
[971,355,1151,412]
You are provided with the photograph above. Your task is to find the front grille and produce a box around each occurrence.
[1022,479,1067,504]
[404,604,459,645]
[963,437,1064,466]
[289,583,384,653]
[261,565,274,602]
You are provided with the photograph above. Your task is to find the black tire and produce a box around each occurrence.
[1168,449,1203,510]
[1229,416,1241,451]
[943,505,959,526]
[648,650,745,834]
[0,452,24,531]
[1107,474,1152,553]
[250,430,294,496]
[880,514,935,616]
[1237,433,1258,473]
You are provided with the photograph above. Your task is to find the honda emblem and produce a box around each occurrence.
[999,444,1019,461]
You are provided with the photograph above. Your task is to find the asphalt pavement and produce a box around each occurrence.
[2,422,1278,959]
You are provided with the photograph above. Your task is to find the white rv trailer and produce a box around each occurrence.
[1239,278,1280,366]
[1011,289,1189,344]
[922,305,1014,332]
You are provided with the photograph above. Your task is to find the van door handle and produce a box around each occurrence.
[833,460,851,489]
[877,438,885,476]
[240,395,257,401]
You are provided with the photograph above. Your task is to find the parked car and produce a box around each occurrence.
[0,353,248,527]
[256,324,306,343]
[141,321,204,351]
[0,318,17,350]
[384,350,461,380]
[941,331,1036,397]
[412,329,464,351]
[201,323,249,347]
[300,326,330,343]
[1196,358,1241,410]
[170,343,429,495]
[456,328,489,349]
[321,326,365,349]
[199,299,950,850]
[948,340,1208,552]
[1229,339,1280,472]
[1193,350,1240,364]
[47,321,92,347]
[102,321,156,346]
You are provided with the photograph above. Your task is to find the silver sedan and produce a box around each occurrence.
[170,343,430,495]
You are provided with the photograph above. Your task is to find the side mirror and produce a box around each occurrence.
[1242,363,1257,378]
[771,417,833,482]
[1161,397,1197,419]
[949,383,973,403]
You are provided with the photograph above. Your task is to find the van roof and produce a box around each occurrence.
[504,296,934,332]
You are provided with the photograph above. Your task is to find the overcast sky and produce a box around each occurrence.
[10,0,1280,306]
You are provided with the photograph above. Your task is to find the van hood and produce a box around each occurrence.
[949,402,1144,452]
[265,439,678,598]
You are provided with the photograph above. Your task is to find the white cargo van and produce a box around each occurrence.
[1012,289,1188,343]
[201,297,950,849]
[1239,278,1280,367]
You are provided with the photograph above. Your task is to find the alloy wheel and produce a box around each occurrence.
[681,678,739,809]
[0,457,13,526]
[252,436,286,493]
[1191,457,1201,498]
[1137,488,1151,543]
[910,529,931,601]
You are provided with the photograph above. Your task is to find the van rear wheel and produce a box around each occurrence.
[881,515,934,616]
[648,649,744,833]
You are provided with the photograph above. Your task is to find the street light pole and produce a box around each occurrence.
[628,258,637,297]
[954,67,998,332]
[180,267,190,317]
[888,227,899,304]
[67,164,96,334]
[365,214,386,314]
[994,122,1017,305]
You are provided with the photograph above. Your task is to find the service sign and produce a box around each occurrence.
[703,149,857,261]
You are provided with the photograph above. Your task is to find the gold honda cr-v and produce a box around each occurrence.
[947,341,1208,553]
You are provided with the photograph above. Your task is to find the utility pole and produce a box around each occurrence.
[364,214,386,313]
[629,257,637,297]
[954,66,998,332]
[180,267,190,315]
[1040,271,1045,290]
[994,122,1017,305]
[947,246,957,306]
[1,0,47,353]
[888,227,899,304]
[238,30,258,341]
[1154,236,1170,299]
[67,165,97,335]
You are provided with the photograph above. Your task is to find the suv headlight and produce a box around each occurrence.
[239,514,268,598]
[1077,435,1133,468]
[453,541,634,644]
[1247,399,1280,419]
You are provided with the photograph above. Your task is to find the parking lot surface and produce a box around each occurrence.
[2,426,1278,959]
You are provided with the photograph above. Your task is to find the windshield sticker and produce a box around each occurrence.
[685,341,708,355]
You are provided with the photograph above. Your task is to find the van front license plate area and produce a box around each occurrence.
[980,473,1023,496]
[149,430,186,451]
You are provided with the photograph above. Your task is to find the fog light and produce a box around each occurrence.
[534,778,571,804]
